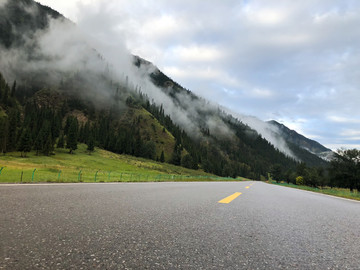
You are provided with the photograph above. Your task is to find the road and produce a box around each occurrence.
[1,181,359,269]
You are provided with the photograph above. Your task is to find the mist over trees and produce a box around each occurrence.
[2,0,352,187]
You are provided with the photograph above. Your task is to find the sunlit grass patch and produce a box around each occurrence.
[0,144,243,183]
[271,181,360,201]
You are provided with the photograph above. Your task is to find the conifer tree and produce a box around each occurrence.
[51,113,61,139]
[87,134,95,153]
[66,118,78,154]
[181,154,194,169]
[170,145,181,165]
[34,121,50,155]
[6,109,18,151]
[33,133,43,156]
[17,128,32,157]
[160,150,165,163]
[0,117,8,153]
[57,133,65,148]
[10,80,16,97]
[43,133,54,156]
[2,83,9,106]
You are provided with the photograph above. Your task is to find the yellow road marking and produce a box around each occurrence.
[218,192,242,204]
[245,186,250,189]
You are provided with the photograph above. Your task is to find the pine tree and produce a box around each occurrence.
[160,150,165,163]
[2,83,9,106]
[42,133,54,156]
[34,121,50,155]
[181,154,194,169]
[170,145,181,165]
[0,117,8,153]
[82,121,90,143]
[17,128,32,157]
[10,80,16,97]
[66,118,78,154]
[87,134,95,153]
[33,133,43,156]
[51,113,61,139]
[57,133,65,148]
[6,109,18,151]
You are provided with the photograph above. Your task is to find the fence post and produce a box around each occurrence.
[95,170,99,182]
[32,169,36,183]
[20,170,23,183]
[78,170,82,182]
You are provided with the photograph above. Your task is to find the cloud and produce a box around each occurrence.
[227,111,297,159]
[0,0,8,8]
[328,116,360,124]
[170,45,225,63]
[244,6,289,25]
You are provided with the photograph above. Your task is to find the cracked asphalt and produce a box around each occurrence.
[1,181,359,269]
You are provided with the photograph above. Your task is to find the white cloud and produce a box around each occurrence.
[163,66,240,88]
[328,116,360,124]
[340,130,360,138]
[171,45,224,63]
[140,15,181,41]
[326,144,360,151]
[251,88,274,98]
[244,7,288,25]
[0,0,8,8]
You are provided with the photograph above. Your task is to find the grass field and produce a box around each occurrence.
[0,144,244,183]
[271,181,360,201]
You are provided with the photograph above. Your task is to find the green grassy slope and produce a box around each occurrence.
[120,107,177,162]
[0,144,241,183]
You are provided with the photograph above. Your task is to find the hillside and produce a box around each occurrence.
[0,0,329,181]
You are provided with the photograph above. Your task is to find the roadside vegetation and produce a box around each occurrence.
[0,144,246,183]
[268,148,360,201]
[269,181,360,201]
[270,148,360,193]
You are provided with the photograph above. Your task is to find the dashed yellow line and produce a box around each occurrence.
[245,186,250,189]
[218,192,242,204]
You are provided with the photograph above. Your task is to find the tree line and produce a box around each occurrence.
[270,149,360,192]
[1,71,358,190]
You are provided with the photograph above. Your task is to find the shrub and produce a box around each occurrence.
[296,176,304,185]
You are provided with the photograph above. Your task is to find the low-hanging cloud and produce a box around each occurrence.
[225,109,297,159]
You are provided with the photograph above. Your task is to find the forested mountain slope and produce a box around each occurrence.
[0,0,328,181]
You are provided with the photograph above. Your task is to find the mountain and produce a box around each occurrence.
[267,120,333,161]
[0,0,329,181]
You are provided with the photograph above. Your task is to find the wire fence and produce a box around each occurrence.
[0,166,243,183]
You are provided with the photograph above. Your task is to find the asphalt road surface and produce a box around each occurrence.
[1,181,359,269]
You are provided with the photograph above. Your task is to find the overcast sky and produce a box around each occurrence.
[37,0,360,150]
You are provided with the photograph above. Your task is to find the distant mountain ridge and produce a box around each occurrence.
[267,120,333,161]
